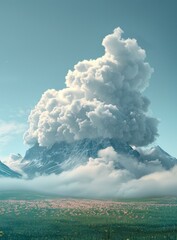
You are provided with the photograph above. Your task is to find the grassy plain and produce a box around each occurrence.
[0,191,176,239]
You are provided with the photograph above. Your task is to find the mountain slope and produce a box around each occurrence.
[22,138,139,177]
[139,146,177,169]
[0,161,21,178]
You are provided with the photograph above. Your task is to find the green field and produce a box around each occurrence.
[0,191,177,239]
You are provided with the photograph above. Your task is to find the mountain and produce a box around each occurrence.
[0,161,21,178]
[22,138,177,178]
[139,145,177,169]
[22,138,139,177]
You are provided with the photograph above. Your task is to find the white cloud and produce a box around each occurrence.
[118,166,177,198]
[1,147,176,198]
[24,27,158,147]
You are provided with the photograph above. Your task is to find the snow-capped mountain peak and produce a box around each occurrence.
[21,138,177,178]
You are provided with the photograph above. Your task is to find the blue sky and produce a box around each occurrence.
[0,0,177,158]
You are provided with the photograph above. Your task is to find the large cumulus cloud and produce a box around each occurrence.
[24,27,158,147]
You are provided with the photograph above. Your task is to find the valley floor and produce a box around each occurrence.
[0,193,176,239]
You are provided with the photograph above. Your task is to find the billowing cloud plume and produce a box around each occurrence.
[24,28,158,147]
[1,147,177,198]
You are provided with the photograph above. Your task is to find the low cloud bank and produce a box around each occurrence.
[1,147,177,198]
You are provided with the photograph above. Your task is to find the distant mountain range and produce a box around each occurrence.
[1,138,177,178]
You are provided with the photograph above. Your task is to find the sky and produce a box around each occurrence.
[0,0,177,158]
